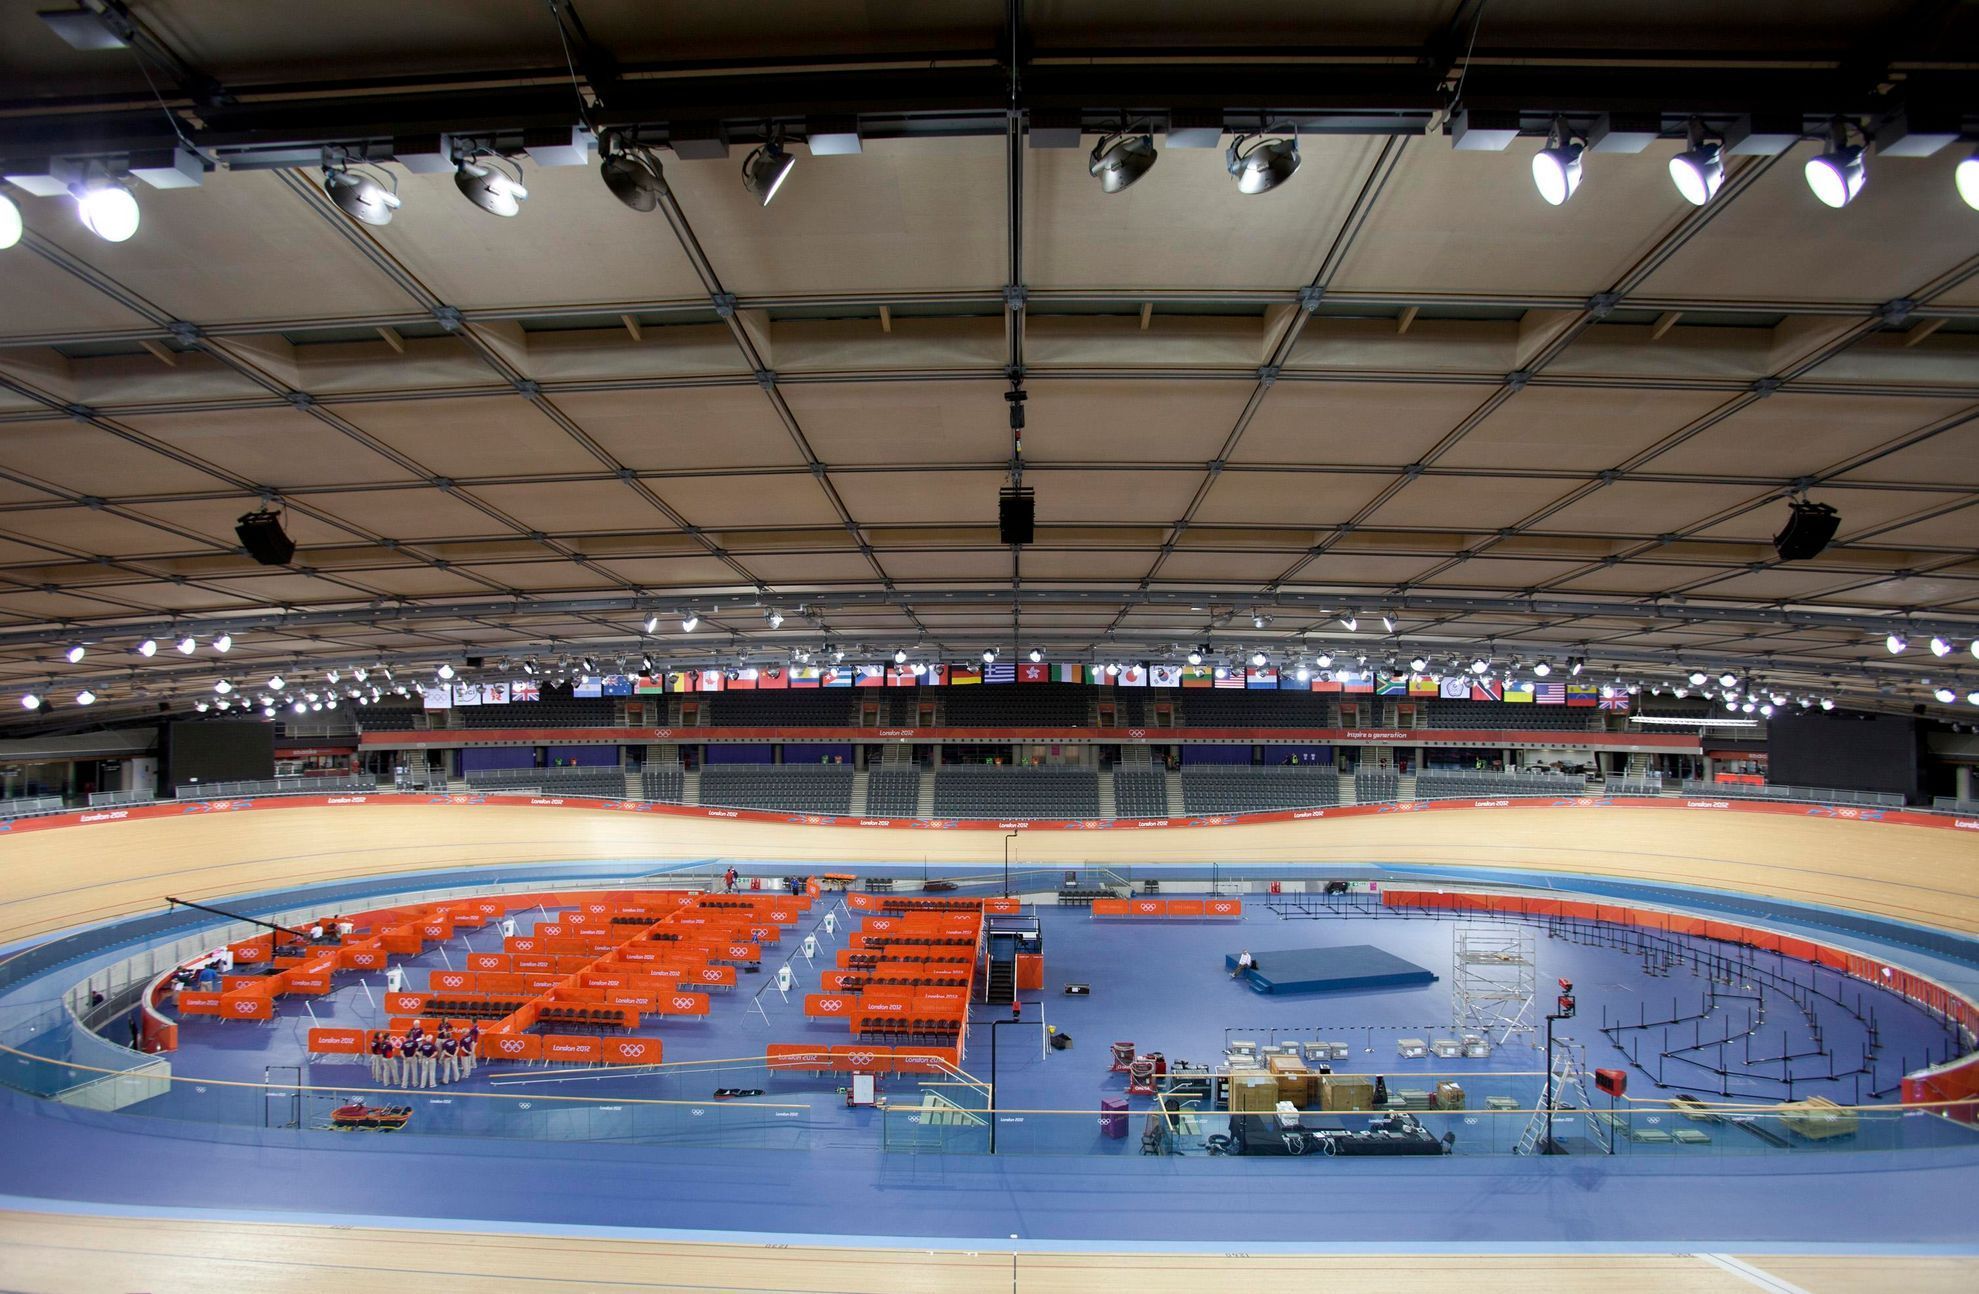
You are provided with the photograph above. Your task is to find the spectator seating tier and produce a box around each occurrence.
[1111,768,1170,817]
[697,764,854,814]
[931,765,1100,818]
[864,768,921,817]
[1179,766,1339,813]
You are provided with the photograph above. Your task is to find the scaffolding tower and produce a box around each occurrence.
[1453,924,1538,1044]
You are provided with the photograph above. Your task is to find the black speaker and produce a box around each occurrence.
[1773,499,1839,562]
[998,487,1035,545]
[235,509,296,566]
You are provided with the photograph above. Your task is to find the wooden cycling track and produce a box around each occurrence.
[1,800,1975,1291]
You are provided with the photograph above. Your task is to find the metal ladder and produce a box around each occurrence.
[1516,1039,1604,1154]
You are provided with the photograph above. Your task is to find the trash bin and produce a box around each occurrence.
[1100,1097,1129,1139]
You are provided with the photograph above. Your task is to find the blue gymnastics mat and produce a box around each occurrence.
[1225,944,1438,994]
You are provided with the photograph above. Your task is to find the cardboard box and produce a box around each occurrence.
[1231,1075,1281,1113]
[1434,1080,1466,1110]
[1320,1075,1375,1112]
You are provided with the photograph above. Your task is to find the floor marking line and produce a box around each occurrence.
[1697,1253,1817,1294]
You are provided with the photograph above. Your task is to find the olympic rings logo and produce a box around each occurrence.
[819,998,843,1011]
[498,1039,525,1055]
[617,1042,646,1059]
[230,1000,256,1014]
[670,996,697,1010]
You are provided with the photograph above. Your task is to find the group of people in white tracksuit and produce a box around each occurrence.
[368,1021,478,1088]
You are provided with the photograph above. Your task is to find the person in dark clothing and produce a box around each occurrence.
[127,1011,143,1051]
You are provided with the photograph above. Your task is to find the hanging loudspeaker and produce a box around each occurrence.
[1773,499,1840,562]
[998,486,1035,545]
[235,509,296,565]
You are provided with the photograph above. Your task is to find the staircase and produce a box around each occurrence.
[1097,769,1117,818]
[913,769,935,818]
[1165,768,1183,814]
[849,770,870,815]
[681,770,701,806]
[623,770,642,799]
[985,959,1015,1005]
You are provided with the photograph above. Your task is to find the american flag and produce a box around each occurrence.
[984,661,1016,683]
[1533,681,1566,705]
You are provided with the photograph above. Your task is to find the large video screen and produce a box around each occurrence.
[161,720,274,790]
[1766,710,1921,801]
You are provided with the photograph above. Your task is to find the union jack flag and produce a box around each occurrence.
[1598,693,1631,711]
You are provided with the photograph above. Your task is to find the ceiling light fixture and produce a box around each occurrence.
[741,132,795,206]
[1886,633,1908,655]
[268,674,285,690]
[1930,635,1951,657]
[1340,614,1358,632]
[454,153,528,217]
[72,176,140,241]
[894,648,908,665]
[1410,656,1429,673]
[644,615,660,634]
[598,131,665,212]
[1250,651,1268,668]
[20,692,40,710]
[0,191,20,251]
[75,689,94,705]
[1531,117,1585,206]
[1088,125,1158,193]
[437,663,455,680]
[1668,117,1725,206]
[136,638,157,658]
[681,614,699,633]
[1226,129,1301,194]
[212,633,231,653]
[64,644,85,664]
[1935,686,1957,703]
[1804,119,1867,209]
[174,634,195,654]
[214,679,232,694]
[767,609,785,630]
[1315,651,1334,668]
[1569,658,1585,676]
[1958,149,1979,212]
[322,156,401,225]
[1029,648,1043,663]
[1533,660,1552,676]
[1186,648,1203,666]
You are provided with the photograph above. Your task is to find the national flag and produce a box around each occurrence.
[1246,667,1278,689]
[1599,692,1631,712]
[1565,683,1599,707]
[1469,679,1503,701]
[1501,683,1533,703]
[1441,677,1472,700]
[886,665,917,686]
[950,664,982,686]
[822,668,853,688]
[572,676,603,698]
[1054,663,1082,683]
[1311,677,1343,693]
[790,666,822,688]
[420,683,451,710]
[984,662,1015,684]
[1117,664,1147,686]
[1408,676,1438,695]
[600,675,632,697]
[696,669,726,693]
[1213,670,1244,689]
[483,681,510,705]
[1085,665,1108,685]
[1375,674,1407,696]
[635,675,665,694]
[726,668,758,691]
[1018,661,1048,683]
[666,671,692,693]
[757,667,788,690]
[1181,665,1213,688]
[1534,681,1566,705]
[1149,664,1181,687]
[510,680,540,702]
[1341,673,1374,694]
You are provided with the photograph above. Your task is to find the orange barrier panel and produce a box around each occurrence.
[767,1044,831,1072]
[306,1027,367,1054]
[385,992,427,1015]
[339,945,387,970]
[479,1032,543,1062]
[467,953,510,971]
[805,993,858,1018]
[541,1035,603,1064]
[285,962,335,995]
[1166,899,1204,917]
[1206,898,1242,917]
[895,1046,961,1073]
[227,937,272,964]
[685,965,738,989]
[831,1045,892,1073]
[1090,899,1128,915]
[1015,953,1043,990]
[428,970,474,992]
[1129,899,1167,917]
[598,1036,664,1065]
[654,992,710,1017]
[607,992,655,1010]
[218,990,273,1020]
[176,991,224,1015]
